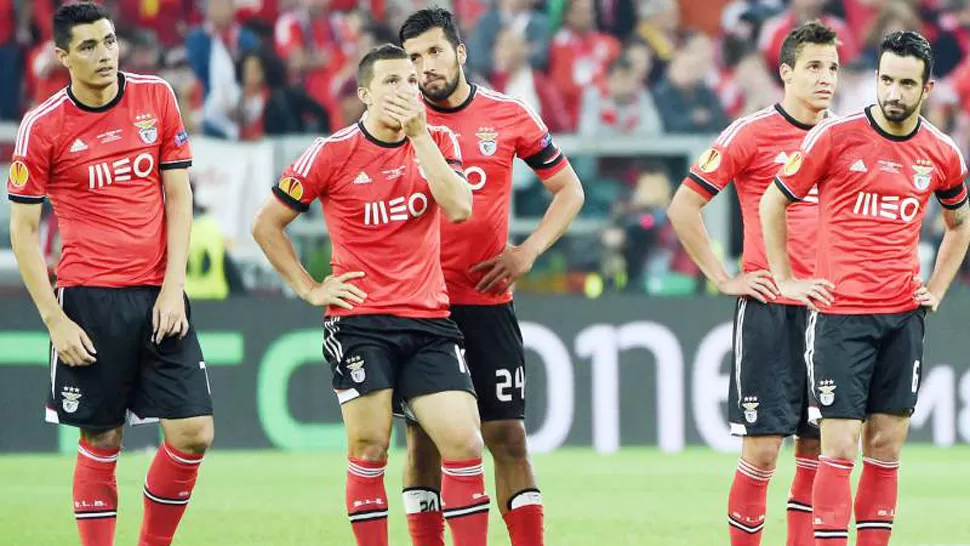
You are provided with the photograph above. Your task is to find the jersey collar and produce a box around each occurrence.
[357,121,406,148]
[864,104,921,142]
[424,84,477,114]
[773,103,815,131]
[67,72,127,113]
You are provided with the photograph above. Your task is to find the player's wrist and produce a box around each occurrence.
[41,308,68,327]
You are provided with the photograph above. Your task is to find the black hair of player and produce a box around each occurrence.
[879,30,934,84]
[357,43,410,88]
[778,20,838,70]
[399,7,462,49]
[54,2,113,51]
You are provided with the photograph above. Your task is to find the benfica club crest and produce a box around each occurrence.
[476,127,498,156]
[61,386,82,414]
[134,114,158,144]
[912,160,934,192]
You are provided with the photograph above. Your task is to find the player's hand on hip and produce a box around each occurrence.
[913,285,940,312]
[470,244,537,293]
[153,286,189,344]
[383,89,426,138]
[48,314,97,366]
[716,270,779,303]
[305,271,368,309]
[777,278,835,311]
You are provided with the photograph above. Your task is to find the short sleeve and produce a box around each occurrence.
[684,123,755,201]
[429,125,464,169]
[774,121,835,201]
[158,82,192,170]
[935,145,969,210]
[514,104,568,181]
[7,118,52,204]
[272,137,332,213]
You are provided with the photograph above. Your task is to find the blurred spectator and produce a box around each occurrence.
[759,0,859,70]
[489,26,570,133]
[931,0,970,78]
[596,0,638,41]
[468,0,550,75]
[275,0,350,124]
[186,0,260,139]
[653,32,728,133]
[123,29,162,73]
[623,37,654,86]
[116,0,202,48]
[678,0,732,36]
[578,55,662,137]
[239,47,330,137]
[832,57,877,115]
[717,35,779,118]
[328,20,396,126]
[0,0,22,120]
[548,0,621,131]
[858,0,922,68]
[635,0,679,68]
[26,40,70,109]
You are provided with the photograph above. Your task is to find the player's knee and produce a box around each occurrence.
[742,436,783,469]
[349,435,391,462]
[437,427,484,461]
[82,427,124,450]
[483,421,529,463]
[406,426,440,471]
[794,436,821,457]
[167,419,215,455]
[863,429,902,462]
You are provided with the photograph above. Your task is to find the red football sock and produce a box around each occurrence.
[728,458,775,545]
[503,489,544,546]
[403,487,444,546]
[74,440,120,546]
[854,457,899,546]
[787,455,819,546]
[138,442,204,546]
[346,458,388,546]
[441,459,490,546]
[812,456,854,545]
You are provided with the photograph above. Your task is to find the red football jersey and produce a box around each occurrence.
[426,86,569,305]
[7,72,192,288]
[775,107,970,314]
[274,122,463,318]
[685,104,821,306]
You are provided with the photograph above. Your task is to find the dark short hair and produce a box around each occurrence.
[54,2,113,51]
[879,30,934,83]
[399,7,462,49]
[779,20,838,69]
[357,44,409,87]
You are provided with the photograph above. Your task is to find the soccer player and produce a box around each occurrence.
[667,21,840,546]
[250,44,488,546]
[761,31,970,546]
[398,8,585,546]
[7,4,214,546]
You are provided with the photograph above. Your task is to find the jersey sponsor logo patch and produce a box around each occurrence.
[134,114,158,144]
[782,151,803,176]
[8,160,29,188]
[697,147,722,173]
[853,191,921,223]
[476,127,498,156]
[278,177,304,200]
[912,160,934,192]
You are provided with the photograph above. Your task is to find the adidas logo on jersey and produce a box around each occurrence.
[352,172,372,185]
[69,139,88,153]
[850,159,868,172]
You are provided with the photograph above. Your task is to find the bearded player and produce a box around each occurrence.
[398,8,585,546]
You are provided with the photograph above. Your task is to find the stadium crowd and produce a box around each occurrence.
[2,0,970,293]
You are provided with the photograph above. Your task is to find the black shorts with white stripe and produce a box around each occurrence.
[321,314,475,408]
[728,297,819,438]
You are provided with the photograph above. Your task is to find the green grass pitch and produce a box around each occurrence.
[1,446,968,545]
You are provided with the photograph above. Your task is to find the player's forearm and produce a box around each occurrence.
[10,224,63,325]
[521,177,584,258]
[251,221,316,300]
[411,132,472,222]
[162,182,192,290]
[668,196,731,285]
[926,221,970,300]
[759,193,794,282]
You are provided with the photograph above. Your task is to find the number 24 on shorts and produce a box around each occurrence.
[496,366,525,402]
